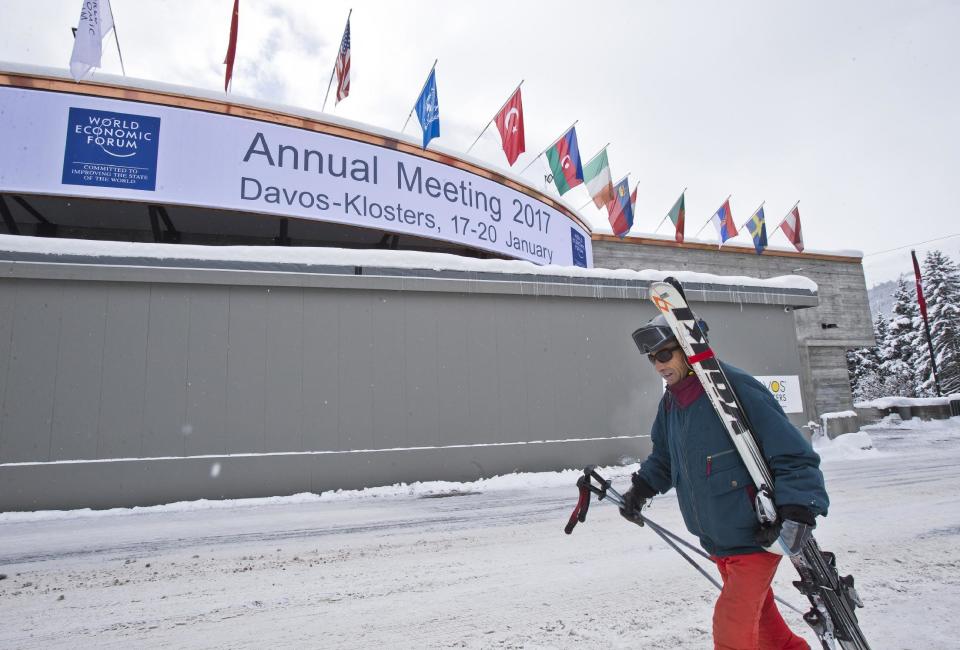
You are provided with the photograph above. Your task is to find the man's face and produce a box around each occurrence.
[649,345,688,386]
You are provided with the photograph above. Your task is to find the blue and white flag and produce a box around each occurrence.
[415,69,440,149]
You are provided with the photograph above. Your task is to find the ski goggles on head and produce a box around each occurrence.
[631,322,675,355]
[647,346,680,364]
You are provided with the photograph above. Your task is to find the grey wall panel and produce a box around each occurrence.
[224,287,268,454]
[264,288,305,453]
[493,298,529,443]
[402,292,441,448]
[141,285,190,457]
[523,297,560,441]
[184,285,229,456]
[1,280,61,462]
[336,292,374,450]
[0,282,15,458]
[435,297,470,446]
[370,292,408,449]
[50,283,106,460]
[301,290,340,451]
[99,283,150,459]
[462,296,500,445]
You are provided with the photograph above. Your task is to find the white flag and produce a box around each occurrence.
[69,0,115,81]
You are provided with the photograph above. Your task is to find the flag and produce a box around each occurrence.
[780,205,804,252]
[747,206,768,255]
[544,127,584,196]
[606,176,634,237]
[415,69,440,149]
[224,0,239,92]
[334,16,351,103]
[912,250,929,322]
[493,87,525,166]
[583,148,614,208]
[69,0,115,81]
[667,192,685,243]
[710,198,738,243]
[630,186,638,218]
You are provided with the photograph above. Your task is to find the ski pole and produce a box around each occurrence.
[565,467,805,616]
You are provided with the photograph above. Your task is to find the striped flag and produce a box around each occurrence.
[544,127,583,196]
[779,205,804,252]
[335,16,351,103]
[667,192,685,243]
[583,148,614,208]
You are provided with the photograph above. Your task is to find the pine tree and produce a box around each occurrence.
[880,276,923,397]
[848,313,892,401]
[917,250,960,395]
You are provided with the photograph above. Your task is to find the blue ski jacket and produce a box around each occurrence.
[636,362,829,557]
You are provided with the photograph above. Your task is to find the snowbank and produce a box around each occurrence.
[855,395,960,409]
[0,464,633,524]
[813,430,878,461]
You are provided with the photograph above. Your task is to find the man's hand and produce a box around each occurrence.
[755,505,816,554]
[619,487,647,524]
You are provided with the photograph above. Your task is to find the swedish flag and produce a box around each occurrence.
[748,206,768,255]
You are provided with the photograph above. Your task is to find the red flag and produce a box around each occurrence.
[224,0,239,92]
[493,88,525,166]
[780,205,804,252]
[912,250,929,321]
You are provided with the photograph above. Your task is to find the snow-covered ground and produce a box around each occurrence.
[2,416,958,649]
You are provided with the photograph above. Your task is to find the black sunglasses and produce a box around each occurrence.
[647,346,680,364]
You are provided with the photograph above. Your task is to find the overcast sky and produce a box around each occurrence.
[1,0,958,287]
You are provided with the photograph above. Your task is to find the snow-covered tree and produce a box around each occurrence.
[848,313,894,401]
[879,276,923,397]
[916,250,960,395]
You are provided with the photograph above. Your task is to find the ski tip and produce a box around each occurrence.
[663,276,686,300]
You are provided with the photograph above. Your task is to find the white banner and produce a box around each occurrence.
[754,375,804,414]
[0,86,592,268]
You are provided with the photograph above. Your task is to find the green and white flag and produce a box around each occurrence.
[583,148,614,208]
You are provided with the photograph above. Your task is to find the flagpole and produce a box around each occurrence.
[401,59,439,134]
[693,194,731,238]
[518,119,578,175]
[576,143,613,209]
[322,8,352,113]
[465,79,524,155]
[107,0,126,76]
[738,201,765,231]
[653,187,687,234]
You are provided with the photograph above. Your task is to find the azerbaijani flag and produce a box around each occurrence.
[710,198,737,243]
[545,127,584,196]
[583,148,614,208]
[606,176,634,237]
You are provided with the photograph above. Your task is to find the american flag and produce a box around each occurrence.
[335,18,351,103]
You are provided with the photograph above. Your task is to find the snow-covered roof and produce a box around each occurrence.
[0,234,818,293]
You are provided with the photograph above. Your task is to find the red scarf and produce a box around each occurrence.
[666,371,704,408]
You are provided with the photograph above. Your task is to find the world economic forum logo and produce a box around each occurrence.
[62,107,161,191]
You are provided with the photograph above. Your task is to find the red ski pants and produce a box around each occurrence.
[712,552,809,650]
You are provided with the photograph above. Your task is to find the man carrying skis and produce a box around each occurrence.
[622,314,829,650]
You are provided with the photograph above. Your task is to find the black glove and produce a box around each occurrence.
[619,474,657,523]
[754,505,816,552]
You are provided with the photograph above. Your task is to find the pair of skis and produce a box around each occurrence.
[569,278,870,650]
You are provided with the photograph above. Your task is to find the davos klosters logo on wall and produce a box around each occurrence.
[61,107,160,191]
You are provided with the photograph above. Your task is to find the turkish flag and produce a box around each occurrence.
[494,88,525,166]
